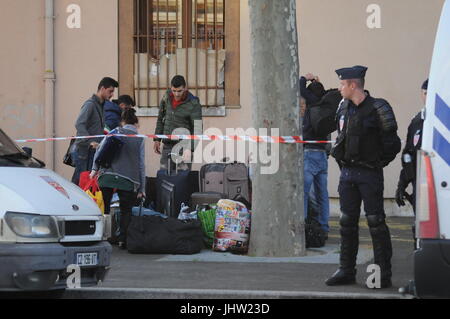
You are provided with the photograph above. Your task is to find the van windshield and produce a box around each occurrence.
[0,129,43,168]
[0,129,26,156]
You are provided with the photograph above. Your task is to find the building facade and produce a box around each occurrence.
[0,0,444,216]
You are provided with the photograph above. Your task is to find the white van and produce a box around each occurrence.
[411,0,450,298]
[0,129,112,291]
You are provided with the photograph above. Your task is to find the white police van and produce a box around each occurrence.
[410,0,450,298]
[0,129,112,291]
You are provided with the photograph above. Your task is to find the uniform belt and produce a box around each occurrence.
[342,162,379,170]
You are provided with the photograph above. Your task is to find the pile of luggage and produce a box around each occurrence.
[107,160,252,255]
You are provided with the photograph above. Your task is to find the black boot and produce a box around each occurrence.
[325,268,357,286]
[326,217,359,286]
[368,215,393,289]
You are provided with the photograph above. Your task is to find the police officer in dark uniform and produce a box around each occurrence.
[395,79,427,212]
[326,66,401,288]
[395,79,427,249]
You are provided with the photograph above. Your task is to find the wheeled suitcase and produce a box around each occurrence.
[156,156,199,217]
[143,177,157,209]
[199,161,250,203]
[104,204,120,244]
[190,191,226,209]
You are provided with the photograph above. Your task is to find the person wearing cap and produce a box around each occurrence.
[326,66,401,288]
[104,94,136,132]
[395,79,427,248]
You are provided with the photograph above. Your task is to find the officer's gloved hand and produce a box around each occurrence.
[404,192,414,206]
[395,185,406,207]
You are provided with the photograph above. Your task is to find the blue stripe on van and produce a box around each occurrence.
[433,128,450,166]
[435,94,450,131]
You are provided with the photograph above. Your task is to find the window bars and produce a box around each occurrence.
[134,0,225,107]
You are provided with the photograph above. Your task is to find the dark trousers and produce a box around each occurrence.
[71,147,95,185]
[101,187,137,243]
[338,167,384,218]
[338,166,392,280]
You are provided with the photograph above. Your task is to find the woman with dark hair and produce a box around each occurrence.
[91,108,145,249]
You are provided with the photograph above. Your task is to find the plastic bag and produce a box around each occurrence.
[197,206,217,248]
[213,199,251,253]
[83,177,105,214]
[178,203,198,220]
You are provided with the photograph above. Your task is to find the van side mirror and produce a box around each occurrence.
[22,147,32,157]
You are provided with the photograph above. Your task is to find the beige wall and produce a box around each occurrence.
[0,0,444,207]
[0,0,118,180]
[296,0,444,198]
[53,0,118,180]
[0,0,46,160]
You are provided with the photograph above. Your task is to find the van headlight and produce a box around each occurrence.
[4,212,60,239]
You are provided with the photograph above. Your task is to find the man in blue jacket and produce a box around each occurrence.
[104,95,135,132]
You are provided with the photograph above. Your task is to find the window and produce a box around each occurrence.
[119,0,240,111]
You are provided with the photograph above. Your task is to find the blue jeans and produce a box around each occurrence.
[304,149,330,233]
[71,147,95,186]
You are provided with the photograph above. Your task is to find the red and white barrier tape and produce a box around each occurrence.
[15,134,333,144]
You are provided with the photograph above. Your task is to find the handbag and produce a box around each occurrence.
[63,138,76,167]
[82,176,105,214]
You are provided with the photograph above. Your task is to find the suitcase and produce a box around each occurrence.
[156,156,199,217]
[143,177,157,209]
[190,192,226,210]
[104,204,120,244]
[199,161,250,203]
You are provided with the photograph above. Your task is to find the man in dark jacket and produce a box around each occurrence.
[326,66,401,288]
[71,77,118,185]
[104,95,135,132]
[395,79,427,249]
[153,75,202,171]
[395,79,427,212]
[300,73,333,236]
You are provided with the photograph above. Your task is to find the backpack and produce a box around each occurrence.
[308,89,343,137]
[304,195,326,248]
[305,219,326,248]
[94,129,124,168]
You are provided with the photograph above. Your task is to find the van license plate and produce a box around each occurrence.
[76,253,98,266]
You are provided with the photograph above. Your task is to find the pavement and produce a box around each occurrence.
[62,216,417,299]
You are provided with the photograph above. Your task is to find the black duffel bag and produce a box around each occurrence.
[127,215,204,254]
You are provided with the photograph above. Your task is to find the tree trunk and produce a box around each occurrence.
[248,0,305,257]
